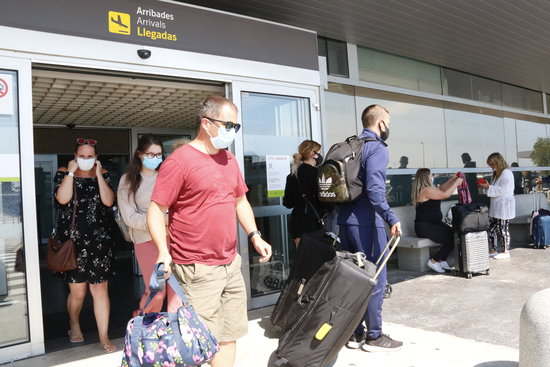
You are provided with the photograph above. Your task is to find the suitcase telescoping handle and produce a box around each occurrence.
[373,235,400,281]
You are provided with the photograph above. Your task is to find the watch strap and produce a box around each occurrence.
[248,230,261,241]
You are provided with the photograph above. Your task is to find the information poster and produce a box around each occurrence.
[266,155,290,198]
[0,74,13,115]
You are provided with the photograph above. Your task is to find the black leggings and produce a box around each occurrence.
[415,221,454,261]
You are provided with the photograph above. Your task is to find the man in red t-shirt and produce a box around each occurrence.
[147,96,271,367]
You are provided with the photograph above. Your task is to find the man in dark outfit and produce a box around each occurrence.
[338,104,402,352]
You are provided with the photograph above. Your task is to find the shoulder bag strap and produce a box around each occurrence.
[295,166,325,226]
[69,180,78,238]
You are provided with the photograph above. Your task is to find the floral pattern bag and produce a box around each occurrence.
[121,264,219,367]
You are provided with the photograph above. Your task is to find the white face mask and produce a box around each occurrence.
[210,126,236,149]
[77,157,95,171]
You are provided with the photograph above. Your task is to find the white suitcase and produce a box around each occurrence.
[457,231,490,279]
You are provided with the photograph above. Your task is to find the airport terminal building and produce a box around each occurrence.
[0,0,549,362]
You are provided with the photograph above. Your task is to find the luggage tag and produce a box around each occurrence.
[315,311,335,340]
[315,323,333,340]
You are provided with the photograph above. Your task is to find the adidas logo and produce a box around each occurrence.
[318,174,332,191]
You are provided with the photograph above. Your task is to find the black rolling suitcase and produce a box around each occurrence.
[271,230,338,329]
[451,203,490,278]
[275,236,400,367]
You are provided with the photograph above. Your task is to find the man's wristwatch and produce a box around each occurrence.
[67,171,74,177]
[247,230,262,241]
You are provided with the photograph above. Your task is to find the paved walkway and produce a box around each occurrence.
[5,243,549,367]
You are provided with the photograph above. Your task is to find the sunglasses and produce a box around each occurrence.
[76,138,97,146]
[205,117,241,133]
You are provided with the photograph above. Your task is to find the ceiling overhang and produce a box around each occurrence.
[176,0,550,93]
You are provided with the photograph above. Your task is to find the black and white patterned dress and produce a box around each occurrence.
[53,171,115,284]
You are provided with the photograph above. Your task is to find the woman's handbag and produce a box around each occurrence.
[121,263,219,367]
[113,205,132,242]
[46,182,78,272]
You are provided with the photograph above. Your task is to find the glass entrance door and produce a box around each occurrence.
[0,57,43,363]
[232,82,320,308]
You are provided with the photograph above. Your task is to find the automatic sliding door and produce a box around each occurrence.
[232,83,320,309]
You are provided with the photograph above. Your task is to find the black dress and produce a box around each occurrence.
[53,171,115,284]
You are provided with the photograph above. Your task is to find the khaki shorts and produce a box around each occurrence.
[171,254,248,342]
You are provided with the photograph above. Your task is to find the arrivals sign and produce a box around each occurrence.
[0,0,318,71]
[0,74,13,116]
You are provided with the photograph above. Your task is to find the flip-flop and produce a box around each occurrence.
[99,342,117,354]
[68,330,84,343]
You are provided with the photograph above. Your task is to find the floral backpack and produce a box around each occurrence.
[121,264,219,367]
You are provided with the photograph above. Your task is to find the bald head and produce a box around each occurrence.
[361,104,389,129]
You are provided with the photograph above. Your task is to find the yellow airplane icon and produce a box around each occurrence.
[108,11,131,35]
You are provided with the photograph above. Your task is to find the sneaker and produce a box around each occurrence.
[346,332,366,349]
[362,334,403,352]
[426,260,444,273]
[439,261,452,271]
[489,251,498,258]
[493,252,510,260]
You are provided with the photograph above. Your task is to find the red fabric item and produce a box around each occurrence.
[457,172,472,204]
[151,144,248,265]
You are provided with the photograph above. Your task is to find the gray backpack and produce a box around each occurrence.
[318,136,376,203]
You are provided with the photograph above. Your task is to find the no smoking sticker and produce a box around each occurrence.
[0,78,8,98]
[0,74,13,115]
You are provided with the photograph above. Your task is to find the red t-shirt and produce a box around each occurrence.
[151,144,248,265]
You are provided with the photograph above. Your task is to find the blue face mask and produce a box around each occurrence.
[210,126,236,149]
[143,156,162,170]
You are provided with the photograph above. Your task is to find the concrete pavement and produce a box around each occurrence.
[5,242,549,367]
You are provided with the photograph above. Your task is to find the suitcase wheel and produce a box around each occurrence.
[466,273,473,279]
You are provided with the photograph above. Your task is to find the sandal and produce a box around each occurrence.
[99,342,117,354]
[68,330,84,343]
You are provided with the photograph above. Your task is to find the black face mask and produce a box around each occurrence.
[380,121,390,141]
[314,153,324,166]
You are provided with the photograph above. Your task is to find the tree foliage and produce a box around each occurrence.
[531,137,550,167]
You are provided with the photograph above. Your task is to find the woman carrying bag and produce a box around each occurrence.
[117,134,181,315]
[53,138,117,353]
[283,140,332,247]
[478,152,515,259]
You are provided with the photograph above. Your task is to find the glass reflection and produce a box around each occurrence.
[240,92,311,299]
[354,95,447,168]
[0,69,29,346]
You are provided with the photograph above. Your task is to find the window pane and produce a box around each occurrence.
[502,83,543,112]
[358,47,442,94]
[472,75,501,104]
[0,69,29,346]
[445,110,506,169]
[515,119,547,166]
[240,92,312,300]
[325,90,357,144]
[442,68,472,100]
[326,39,349,77]
[317,37,327,57]
[354,95,447,168]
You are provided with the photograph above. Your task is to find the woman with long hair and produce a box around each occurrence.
[117,134,180,314]
[478,152,515,259]
[412,168,463,273]
[54,138,116,353]
[283,140,331,246]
